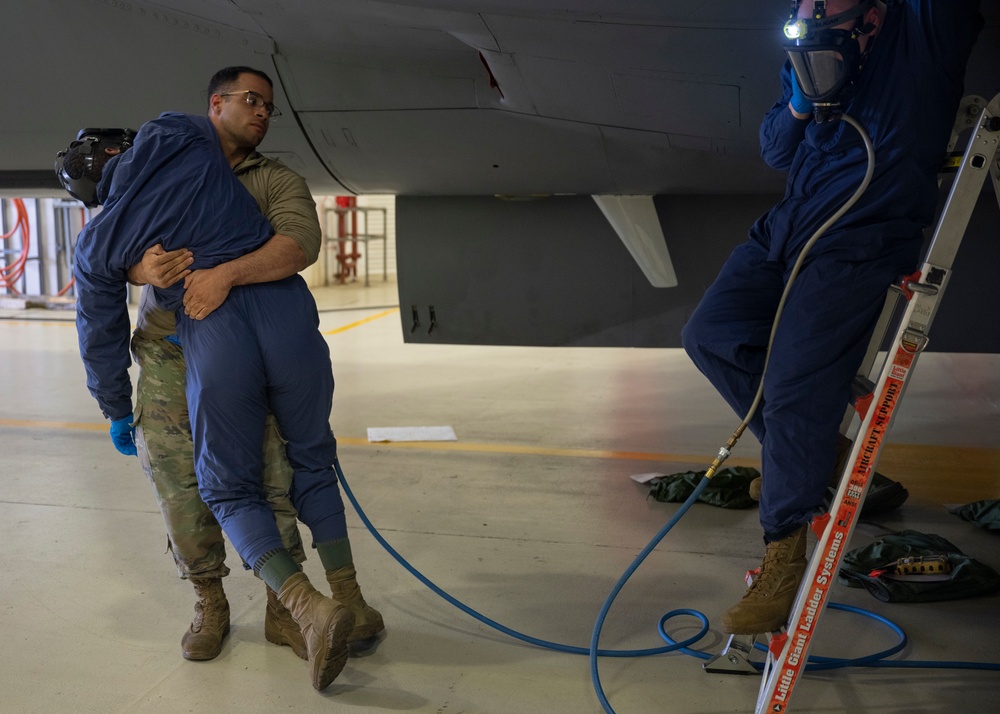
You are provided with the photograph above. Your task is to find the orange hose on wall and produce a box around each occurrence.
[0,198,31,295]
[54,205,89,297]
[0,199,86,298]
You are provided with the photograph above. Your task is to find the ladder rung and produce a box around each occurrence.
[849,376,875,403]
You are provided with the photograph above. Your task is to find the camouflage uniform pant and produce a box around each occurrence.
[131,334,305,579]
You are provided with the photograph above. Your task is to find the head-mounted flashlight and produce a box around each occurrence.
[782,1,876,116]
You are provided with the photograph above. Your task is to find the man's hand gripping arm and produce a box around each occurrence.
[181,235,307,319]
[128,243,194,288]
[181,163,319,319]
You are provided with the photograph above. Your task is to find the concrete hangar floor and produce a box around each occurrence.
[1,277,997,714]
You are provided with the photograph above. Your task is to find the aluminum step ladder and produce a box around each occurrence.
[703,91,1000,713]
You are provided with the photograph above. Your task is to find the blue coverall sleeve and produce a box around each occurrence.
[904,0,983,82]
[74,258,133,421]
[759,61,809,171]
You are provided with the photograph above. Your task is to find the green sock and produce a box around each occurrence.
[255,549,301,592]
[316,538,353,571]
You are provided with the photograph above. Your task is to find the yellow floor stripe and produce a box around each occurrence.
[337,436,762,466]
[877,444,1000,504]
[0,318,75,327]
[4,418,996,502]
[322,307,399,335]
[0,307,397,334]
[0,418,105,431]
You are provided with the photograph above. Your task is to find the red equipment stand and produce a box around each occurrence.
[334,195,361,284]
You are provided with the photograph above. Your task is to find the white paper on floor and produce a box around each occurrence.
[367,426,458,442]
[629,472,666,484]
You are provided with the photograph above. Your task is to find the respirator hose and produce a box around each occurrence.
[704,112,875,478]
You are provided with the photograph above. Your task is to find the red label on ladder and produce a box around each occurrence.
[764,349,912,713]
[752,92,999,714]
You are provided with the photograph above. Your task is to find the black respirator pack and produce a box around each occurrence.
[54,127,136,207]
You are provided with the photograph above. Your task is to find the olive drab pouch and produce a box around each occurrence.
[837,529,1000,603]
[647,467,760,509]
[949,499,1000,532]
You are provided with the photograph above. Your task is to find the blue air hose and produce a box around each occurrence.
[333,108,995,714]
[334,458,999,714]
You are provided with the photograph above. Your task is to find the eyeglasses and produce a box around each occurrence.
[219,90,282,118]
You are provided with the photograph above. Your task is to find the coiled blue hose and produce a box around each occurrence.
[335,459,999,714]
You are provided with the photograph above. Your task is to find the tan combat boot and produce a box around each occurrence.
[181,577,231,661]
[265,586,307,660]
[276,572,355,691]
[721,526,807,634]
[326,564,385,650]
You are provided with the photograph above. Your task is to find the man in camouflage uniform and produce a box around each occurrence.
[126,66,383,663]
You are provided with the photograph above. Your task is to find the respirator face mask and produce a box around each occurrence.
[54,127,136,207]
[782,1,875,109]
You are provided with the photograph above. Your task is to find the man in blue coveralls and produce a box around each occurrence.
[681,0,982,634]
[62,81,368,691]
[106,68,381,665]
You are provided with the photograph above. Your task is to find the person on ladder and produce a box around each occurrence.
[680,0,983,635]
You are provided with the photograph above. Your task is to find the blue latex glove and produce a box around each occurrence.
[110,413,137,456]
[790,70,812,115]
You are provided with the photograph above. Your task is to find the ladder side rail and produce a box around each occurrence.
[839,289,898,435]
[755,93,1000,714]
[945,95,987,155]
[844,91,1000,433]
[839,92,996,436]
[992,141,1000,213]
[922,93,1000,270]
[755,284,931,713]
